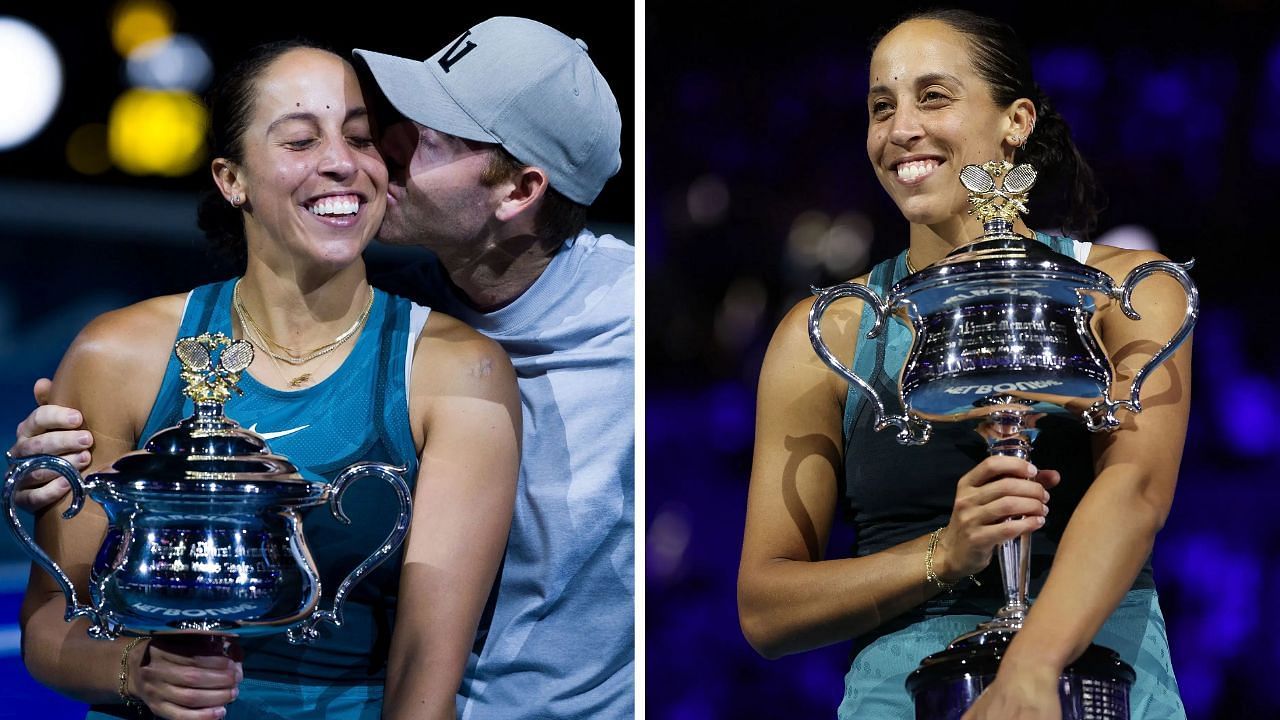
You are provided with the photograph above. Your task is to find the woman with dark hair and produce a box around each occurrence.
[738,10,1188,719]
[19,41,521,720]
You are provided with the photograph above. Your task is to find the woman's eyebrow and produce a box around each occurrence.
[868,71,965,99]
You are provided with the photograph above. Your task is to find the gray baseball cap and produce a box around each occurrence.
[353,17,622,206]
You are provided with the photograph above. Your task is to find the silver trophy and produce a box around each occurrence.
[808,161,1198,718]
[3,333,413,644]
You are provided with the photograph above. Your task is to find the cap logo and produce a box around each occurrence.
[438,31,477,74]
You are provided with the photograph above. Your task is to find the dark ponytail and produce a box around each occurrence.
[197,188,246,270]
[1016,84,1100,239]
[872,9,1103,238]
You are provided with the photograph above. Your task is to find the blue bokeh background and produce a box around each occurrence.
[0,5,631,718]
[646,3,1280,719]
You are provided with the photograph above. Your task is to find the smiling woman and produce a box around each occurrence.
[738,8,1189,720]
[17,39,521,720]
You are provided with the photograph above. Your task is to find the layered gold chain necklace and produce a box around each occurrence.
[232,280,374,388]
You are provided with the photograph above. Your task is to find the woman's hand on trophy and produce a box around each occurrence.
[937,456,1061,579]
[7,378,90,513]
[959,657,1062,720]
[129,635,243,720]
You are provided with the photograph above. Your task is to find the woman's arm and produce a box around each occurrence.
[382,313,521,720]
[19,297,241,720]
[738,297,1055,659]
[966,248,1194,718]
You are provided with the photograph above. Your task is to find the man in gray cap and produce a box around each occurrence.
[352,17,634,719]
[10,16,633,720]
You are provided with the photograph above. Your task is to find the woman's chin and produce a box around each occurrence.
[309,242,369,271]
[892,195,973,230]
[895,202,951,226]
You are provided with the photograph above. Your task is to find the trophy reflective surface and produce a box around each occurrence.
[808,161,1198,719]
[2,333,414,643]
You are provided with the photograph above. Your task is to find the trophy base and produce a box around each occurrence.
[906,638,1135,720]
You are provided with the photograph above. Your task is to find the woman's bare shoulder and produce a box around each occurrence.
[59,294,187,374]
[1084,243,1176,282]
[770,270,873,365]
[409,311,515,398]
[48,293,187,439]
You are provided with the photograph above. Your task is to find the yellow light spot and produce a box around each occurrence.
[66,123,112,175]
[111,0,175,57]
[108,89,208,177]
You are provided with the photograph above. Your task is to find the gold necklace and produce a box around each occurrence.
[905,251,918,274]
[237,313,316,388]
[235,304,349,388]
[232,281,374,366]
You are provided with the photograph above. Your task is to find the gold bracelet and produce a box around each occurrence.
[925,527,979,593]
[118,636,147,713]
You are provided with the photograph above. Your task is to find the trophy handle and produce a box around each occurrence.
[809,283,931,445]
[287,462,413,644]
[2,455,106,629]
[1086,259,1199,431]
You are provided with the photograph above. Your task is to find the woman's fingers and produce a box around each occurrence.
[8,403,93,513]
[943,458,1058,577]
[958,455,1037,488]
[135,637,241,720]
[143,699,230,720]
[13,475,75,513]
[8,420,90,512]
[971,513,1046,545]
[13,404,85,445]
[1033,467,1062,490]
[961,477,1050,508]
[950,498,1046,540]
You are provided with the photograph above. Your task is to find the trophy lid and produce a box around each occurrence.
[88,333,324,502]
[892,161,1113,303]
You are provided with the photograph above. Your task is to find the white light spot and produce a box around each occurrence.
[819,212,873,276]
[787,210,831,268]
[687,174,730,226]
[0,18,62,151]
[648,504,693,580]
[126,34,213,92]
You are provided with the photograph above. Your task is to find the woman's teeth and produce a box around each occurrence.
[897,160,938,182]
[308,195,360,216]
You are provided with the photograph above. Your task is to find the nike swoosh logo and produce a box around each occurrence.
[246,423,311,440]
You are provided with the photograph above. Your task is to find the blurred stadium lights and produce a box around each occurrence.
[786,210,831,269]
[0,17,62,152]
[819,212,872,276]
[783,209,874,278]
[126,34,213,92]
[110,0,175,57]
[108,88,208,176]
[687,174,731,226]
[714,277,768,353]
[1255,41,1280,163]
[65,124,112,175]
[648,504,694,580]
[103,0,212,177]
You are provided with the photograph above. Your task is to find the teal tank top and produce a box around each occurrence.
[840,234,1155,641]
[137,279,422,684]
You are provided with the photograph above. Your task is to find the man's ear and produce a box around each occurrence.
[495,165,550,224]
